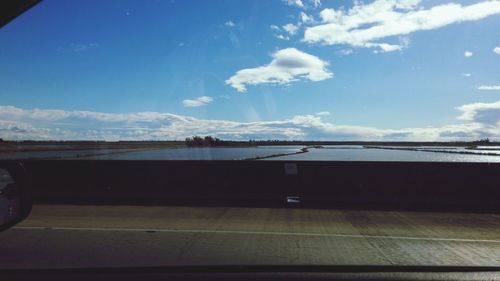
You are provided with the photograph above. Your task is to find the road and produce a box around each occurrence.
[1,205,500,269]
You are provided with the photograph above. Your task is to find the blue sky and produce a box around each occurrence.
[1,0,500,141]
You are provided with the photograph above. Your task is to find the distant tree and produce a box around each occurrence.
[186,135,225,146]
[472,138,490,144]
[204,136,215,145]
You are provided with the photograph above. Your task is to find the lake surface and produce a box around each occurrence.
[1,145,500,162]
[0,148,136,160]
[266,147,500,162]
[0,146,301,160]
[74,146,302,160]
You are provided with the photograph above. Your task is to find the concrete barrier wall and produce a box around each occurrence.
[16,160,500,212]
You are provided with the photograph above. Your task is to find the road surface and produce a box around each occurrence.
[1,205,500,269]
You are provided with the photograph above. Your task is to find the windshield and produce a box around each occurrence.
[1,0,500,271]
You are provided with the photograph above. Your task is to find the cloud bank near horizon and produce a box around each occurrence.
[0,102,499,141]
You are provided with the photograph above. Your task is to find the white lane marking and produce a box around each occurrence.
[12,226,500,244]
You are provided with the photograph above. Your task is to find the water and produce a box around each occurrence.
[0,146,301,160]
[362,146,500,155]
[1,145,500,162]
[75,147,301,160]
[265,147,500,162]
[0,148,135,160]
[477,146,500,149]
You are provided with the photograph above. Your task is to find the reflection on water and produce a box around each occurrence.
[266,147,500,162]
[75,147,301,160]
[0,146,301,161]
[1,145,500,162]
[0,149,135,160]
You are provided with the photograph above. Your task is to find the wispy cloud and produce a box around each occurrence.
[286,0,304,8]
[225,21,235,27]
[463,73,472,77]
[300,12,315,24]
[74,43,99,52]
[58,43,99,53]
[270,25,281,31]
[310,0,321,9]
[285,0,321,9]
[315,111,330,116]
[373,38,409,53]
[283,23,299,35]
[338,49,354,56]
[225,48,333,92]
[182,96,214,107]
[464,51,473,58]
[303,0,500,52]
[478,85,500,91]
[276,34,290,40]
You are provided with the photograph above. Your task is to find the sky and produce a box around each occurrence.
[1,0,500,141]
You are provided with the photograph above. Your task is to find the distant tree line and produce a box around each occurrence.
[184,136,261,147]
[466,138,491,149]
[2,137,498,147]
[185,136,227,147]
[471,138,490,144]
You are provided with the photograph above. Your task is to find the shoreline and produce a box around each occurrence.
[246,147,310,161]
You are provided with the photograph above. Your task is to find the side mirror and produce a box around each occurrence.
[0,162,32,231]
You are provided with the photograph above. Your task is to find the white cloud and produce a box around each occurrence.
[300,12,315,23]
[1,102,500,141]
[318,8,342,23]
[285,0,320,9]
[225,48,333,92]
[378,43,405,52]
[315,111,330,116]
[270,25,281,31]
[225,21,235,27]
[304,0,500,52]
[310,0,321,8]
[464,51,473,57]
[457,101,500,126]
[372,40,409,53]
[283,23,299,35]
[182,96,214,107]
[478,85,500,91]
[494,47,500,55]
[276,34,290,40]
[463,73,472,77]
[59,43,99,53]
[337,49,353,56]
[286,0,304,8]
